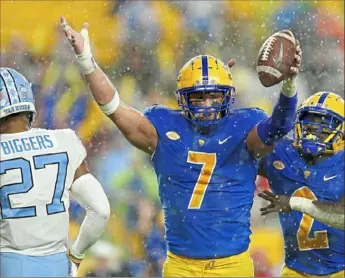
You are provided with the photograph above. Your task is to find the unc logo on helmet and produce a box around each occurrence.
[0,68,36,121]
[175,55,235,126]
[293,92,344,155]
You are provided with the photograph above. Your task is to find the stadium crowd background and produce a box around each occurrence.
[1,0,343,276]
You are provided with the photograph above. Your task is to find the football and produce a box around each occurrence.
[256,30,296,87]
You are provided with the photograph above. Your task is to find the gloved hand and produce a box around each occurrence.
[67,247,84,277]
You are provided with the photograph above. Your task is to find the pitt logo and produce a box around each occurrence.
[198,139,205,147]
[304,170,311,178]
[273,160,285,170]
[166,131,180,141]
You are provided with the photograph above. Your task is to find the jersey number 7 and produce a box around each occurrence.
[0,153,68,219]
[187,151,217,209]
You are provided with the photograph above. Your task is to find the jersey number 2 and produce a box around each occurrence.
[0,153,68,219]
[293,186,329,251]
[187,151,216,209]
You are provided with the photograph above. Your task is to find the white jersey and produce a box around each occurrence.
[0,128,86,256]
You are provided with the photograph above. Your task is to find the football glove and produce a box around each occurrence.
[67,248,84,277]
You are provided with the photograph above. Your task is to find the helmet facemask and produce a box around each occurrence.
[176,85,235,126]
[175,55,236,127]
[294,108,344,155]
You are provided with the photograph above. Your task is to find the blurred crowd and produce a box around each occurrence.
[1,0,343,276]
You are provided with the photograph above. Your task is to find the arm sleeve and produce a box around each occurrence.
[69,173,111,256]
[290,197,345,230]
[257,93,298,146]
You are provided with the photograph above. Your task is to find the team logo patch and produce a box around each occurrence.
[198,139,205,147]
[166,131,180,141]
[273,160,285,170]
[303,170,311,178]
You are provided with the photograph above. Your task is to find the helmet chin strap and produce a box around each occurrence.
[301,141,326,155]
[304,133,317,140]
[28,112,34,129]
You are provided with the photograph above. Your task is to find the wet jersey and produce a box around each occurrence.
[0,128,86,256]
[144,105,267,258]
[261,139,344,275]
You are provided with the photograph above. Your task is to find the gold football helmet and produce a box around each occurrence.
[294,92,344,155]
[175,55,235,126]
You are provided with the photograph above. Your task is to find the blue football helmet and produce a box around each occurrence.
[0,67,36,122]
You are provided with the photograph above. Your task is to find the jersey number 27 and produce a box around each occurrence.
[0,153,68,219]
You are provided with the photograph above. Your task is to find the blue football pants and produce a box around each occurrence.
[0,252,70,277]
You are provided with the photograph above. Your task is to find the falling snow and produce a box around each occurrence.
[1,0,344,277]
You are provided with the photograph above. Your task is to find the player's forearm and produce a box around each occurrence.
[70,174,110,257]
[314,196,345,215]
[290,197,345,230]
[84,67,117,105]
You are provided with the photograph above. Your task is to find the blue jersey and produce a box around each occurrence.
[261,139,344,275]
[144,105,267,258]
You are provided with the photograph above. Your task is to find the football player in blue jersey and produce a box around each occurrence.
[258,92,344,277]
[61,17,302,276]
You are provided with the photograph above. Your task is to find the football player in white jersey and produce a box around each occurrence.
[0,67,111,277]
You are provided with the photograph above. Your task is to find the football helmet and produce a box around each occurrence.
[0,67,36,122]
[294,92,344,155]
[175,55,235,126]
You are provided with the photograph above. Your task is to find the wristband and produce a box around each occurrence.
[289,196,313,212]
[68,247,85,263]
[99,91,120,115]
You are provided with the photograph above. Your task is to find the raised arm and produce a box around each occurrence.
[60,16,157,155]
[258,191,345,230]
[246,41,302,159]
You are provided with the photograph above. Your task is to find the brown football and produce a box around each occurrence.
[256,30,296,87]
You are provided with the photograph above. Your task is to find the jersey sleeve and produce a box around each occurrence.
[59,129,87,171]
[70,130,87,169]
[143,104,172,137]
[249,107,269,125]
[62,129,87,190]
[143,105,164,129]
[233,107,269,135]
[229,107,268,142]
[143,104,183,163]
[255,108,273,172]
